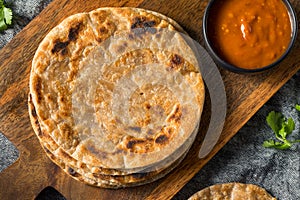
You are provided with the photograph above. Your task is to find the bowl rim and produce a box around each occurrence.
[202,0,298,73]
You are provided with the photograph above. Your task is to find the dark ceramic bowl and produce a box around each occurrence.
[203,0,298,73]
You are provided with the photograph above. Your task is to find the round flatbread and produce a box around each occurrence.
[29,7,205,186]
[188,183,276,200]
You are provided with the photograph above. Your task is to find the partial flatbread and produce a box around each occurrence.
[188,183,276,200]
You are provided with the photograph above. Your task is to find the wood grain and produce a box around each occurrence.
[0,0,300,199]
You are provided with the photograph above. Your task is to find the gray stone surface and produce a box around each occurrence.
[0,1,299,199]
[0,133,18,172]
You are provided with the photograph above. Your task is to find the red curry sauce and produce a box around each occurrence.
[207,0,292,69]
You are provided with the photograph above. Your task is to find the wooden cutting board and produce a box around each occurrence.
[0,0,299,199]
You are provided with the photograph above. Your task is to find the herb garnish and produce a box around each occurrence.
[0,0,12,31]
[263,110,300,150]
[295,104,300,112]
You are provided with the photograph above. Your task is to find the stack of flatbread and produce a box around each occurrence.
[29,7,205,188]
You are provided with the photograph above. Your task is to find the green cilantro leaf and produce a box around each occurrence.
[263,111,299,150]
[0,0,13,31]
[0,18,7,31]
[285,117,295,135]
[296,104,300,112]
[266,111,284,136]
[263,140,291,150]
[3,7,12,25]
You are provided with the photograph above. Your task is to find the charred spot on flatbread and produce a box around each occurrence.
[29,94,37,118]
[171,54,183,66]
[85,143,108,160]
[33,76,43,104]
[131,16,157,29]
[68,167,81,177]
[167,54,184,71]
[51,22,83,55]
[68,23,82,41]
[42,144,52,155]
[126,138,146,151]
[99,27,108,34]
[130,16,158,35]
[29,98,44,137]
[155,134,169,144]
[96,21,116,43]
[51,41,69,55]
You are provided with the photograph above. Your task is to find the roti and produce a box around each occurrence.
[29,7,205,186]
[188,183,276,200]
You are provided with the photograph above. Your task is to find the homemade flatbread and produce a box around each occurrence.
[188,183,276,200]
[29,7,205,187]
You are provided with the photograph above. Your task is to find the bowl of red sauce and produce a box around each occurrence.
[203,0,297,73]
